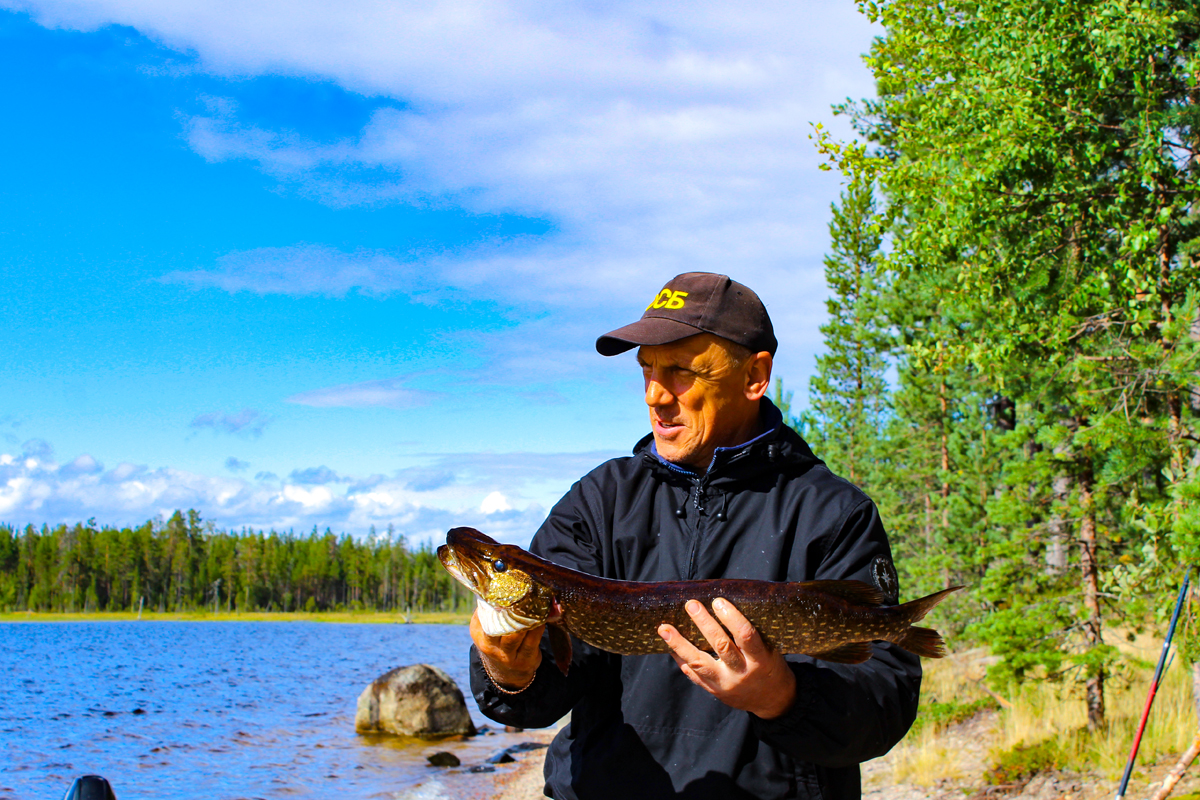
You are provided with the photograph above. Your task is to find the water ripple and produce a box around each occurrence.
[0,623,521,799]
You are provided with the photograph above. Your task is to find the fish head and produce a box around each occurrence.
[438,527,557,634]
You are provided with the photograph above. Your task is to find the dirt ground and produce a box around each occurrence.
[860,710,1200,800]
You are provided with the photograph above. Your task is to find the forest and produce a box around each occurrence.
[0,511,472,615]
[797,0,1200,733]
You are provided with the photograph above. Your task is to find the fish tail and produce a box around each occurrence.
[898,585,962,622]
[896,626,947,658]
[892,586,962,659]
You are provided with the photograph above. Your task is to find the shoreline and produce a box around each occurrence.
[0,610,472,624]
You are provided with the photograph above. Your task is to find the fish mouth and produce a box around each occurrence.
[437,543,487,599]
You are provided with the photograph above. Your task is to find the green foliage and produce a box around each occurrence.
[986,732,1086,785]
[802,0,1200,725]
[909,697,1000,737]
[806,179,892,489]
[0,513,471,614]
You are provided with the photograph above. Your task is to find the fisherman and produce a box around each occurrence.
[468,272,920,800]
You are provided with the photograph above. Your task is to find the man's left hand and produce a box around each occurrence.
[658,598,797,720]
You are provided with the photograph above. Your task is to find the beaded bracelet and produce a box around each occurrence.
[481,656,535,695]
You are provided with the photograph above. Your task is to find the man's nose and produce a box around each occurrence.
[645,376,673,407]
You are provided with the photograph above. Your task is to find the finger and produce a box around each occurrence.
[712,598,765,664]
[469,610,501,646]
[664,641,714,690]
[658,623,716,678]
[685,599,743,669]
[515,624,546,659]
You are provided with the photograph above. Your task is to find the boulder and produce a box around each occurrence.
[355,664,476,737]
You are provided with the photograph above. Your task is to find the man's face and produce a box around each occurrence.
[637,334,766,470]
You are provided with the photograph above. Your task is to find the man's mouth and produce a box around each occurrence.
[653,417,684,434]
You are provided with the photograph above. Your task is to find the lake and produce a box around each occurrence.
[0,622,536,800]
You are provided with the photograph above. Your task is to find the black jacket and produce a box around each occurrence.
[470,401,921,799]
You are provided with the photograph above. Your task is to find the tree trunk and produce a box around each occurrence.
[1047,423,1072,574]
[1079,454,1105,729]
[939,373,950,531]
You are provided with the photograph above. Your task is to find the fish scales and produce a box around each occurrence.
[438,527,962,671]
[557,580,911,656]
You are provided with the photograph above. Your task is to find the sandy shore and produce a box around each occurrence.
[490,728,556,800]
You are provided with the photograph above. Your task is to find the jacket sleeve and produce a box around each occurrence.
[470,478,614,729]
[750,497,923,767]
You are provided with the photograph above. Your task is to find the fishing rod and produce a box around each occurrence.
[1114,569,1192,800]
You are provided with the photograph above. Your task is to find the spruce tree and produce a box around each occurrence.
[807,179,891,490]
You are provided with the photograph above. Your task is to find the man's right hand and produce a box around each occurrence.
[470,610,544,690]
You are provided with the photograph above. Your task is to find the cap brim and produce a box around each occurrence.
[595,317,705,356]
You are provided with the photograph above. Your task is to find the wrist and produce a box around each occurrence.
[751,667,797,720]
[480,653,537,694]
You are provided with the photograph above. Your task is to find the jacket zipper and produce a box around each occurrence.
[686,477,708,578]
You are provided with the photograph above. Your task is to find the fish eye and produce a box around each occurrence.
[492,559,508,573]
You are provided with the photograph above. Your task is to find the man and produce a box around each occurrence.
[469,273,920,800]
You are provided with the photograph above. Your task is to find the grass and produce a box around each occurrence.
[987,627,1196,781]
[889,648,998,785]
[884,632,1199,788]
[0,609,472,624]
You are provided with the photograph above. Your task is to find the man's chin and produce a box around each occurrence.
[652,436,703,469]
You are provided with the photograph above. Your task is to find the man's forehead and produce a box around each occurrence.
[637,335,730,364]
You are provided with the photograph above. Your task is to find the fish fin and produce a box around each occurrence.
[898,586,963,622]
[548,623,572,676]
[896,626,946,659]
[811,641,875,664]
[801,580,884,606]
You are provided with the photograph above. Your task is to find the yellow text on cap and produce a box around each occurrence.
[647,290,688,310]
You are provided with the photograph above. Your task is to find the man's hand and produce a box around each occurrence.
[470,610,544,690]
[658,598,797,719]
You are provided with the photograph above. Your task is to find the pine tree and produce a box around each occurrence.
[807,179,891,490]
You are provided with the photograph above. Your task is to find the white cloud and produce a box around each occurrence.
[288,465,343,485]
[6,0,875,384]
[160,244,433,299]
[286,375,440,409]
[480,490,510,514]
[189,408,272,438]
[0,443,621,546]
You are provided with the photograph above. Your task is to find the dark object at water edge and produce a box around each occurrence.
[488,741,550,763]
[469,765,496,773]
[62,775,117,800]
[426,751,460,768]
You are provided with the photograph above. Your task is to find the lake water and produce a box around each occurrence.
[0,622,539,800]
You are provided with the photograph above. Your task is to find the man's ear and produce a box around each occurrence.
[744,352,773,401]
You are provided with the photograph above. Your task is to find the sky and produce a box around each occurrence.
[0,0,878,546]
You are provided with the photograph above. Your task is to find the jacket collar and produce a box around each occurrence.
[632,398,820,482]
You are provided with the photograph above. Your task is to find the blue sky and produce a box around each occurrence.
[0,0,876,545]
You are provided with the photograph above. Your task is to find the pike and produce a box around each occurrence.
[438,527,962,675]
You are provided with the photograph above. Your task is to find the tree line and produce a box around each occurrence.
[799,0,1199,729]
[0,510,472,614]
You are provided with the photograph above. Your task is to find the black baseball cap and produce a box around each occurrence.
[596,272,777,357]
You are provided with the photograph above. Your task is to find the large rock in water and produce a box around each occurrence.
[355,664,476,737]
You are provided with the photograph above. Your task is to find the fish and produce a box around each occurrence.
[438,526,962,675]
